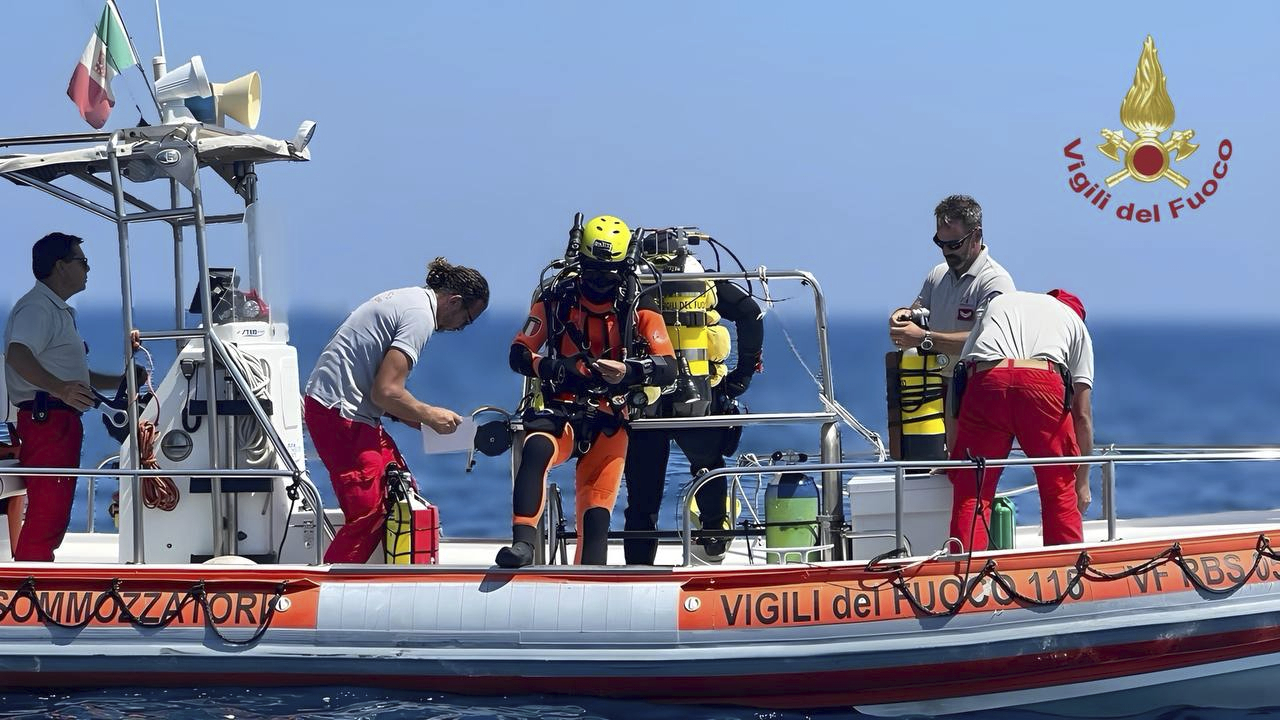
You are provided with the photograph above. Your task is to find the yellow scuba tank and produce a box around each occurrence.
[886,348,947,460]
[384,466,439,564]
[662,262,716,379]
[704,308,731,388]
[642,253,719,417]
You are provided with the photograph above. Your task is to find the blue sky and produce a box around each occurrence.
[1,1,1275,320]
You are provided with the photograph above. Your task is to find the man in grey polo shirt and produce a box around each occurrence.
[4,232,137,562]
[303,257,489,564]
[889,195,1015,446]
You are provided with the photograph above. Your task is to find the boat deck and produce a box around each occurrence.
[6,506,1278,569]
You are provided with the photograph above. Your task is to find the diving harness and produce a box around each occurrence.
[516,213,670,455]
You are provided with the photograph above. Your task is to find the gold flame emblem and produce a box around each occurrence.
[1098,36,1198,188]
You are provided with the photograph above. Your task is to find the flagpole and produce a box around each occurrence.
[110,0,161,115]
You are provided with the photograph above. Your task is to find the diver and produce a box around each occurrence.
[622,228,763,564]
[497,215,676,568]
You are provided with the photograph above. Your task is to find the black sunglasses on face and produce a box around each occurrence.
[932,227,979,251]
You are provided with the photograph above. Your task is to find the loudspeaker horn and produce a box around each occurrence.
[213,71,261,130]
[156,55,213,124]
[155,55,212,102]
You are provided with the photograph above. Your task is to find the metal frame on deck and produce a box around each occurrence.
[626,268,847,559]
[0,128,328,564]
[680,447,1280,566]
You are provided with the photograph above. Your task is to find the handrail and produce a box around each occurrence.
[124,327,335,552]
[87,455,120,533]
[512,412,838,434]
[628,412,837,430]
[207,329,335,546]
[632,269,847,560]
[207,333,301,477]
[0,132,114,148]
[107,133,145,563]
[136,329,207,341]
[677,448,1280,565]
[1105,444,1280,453]
[0,466,290,479]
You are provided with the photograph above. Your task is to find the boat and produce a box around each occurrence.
[3,37,1280,720]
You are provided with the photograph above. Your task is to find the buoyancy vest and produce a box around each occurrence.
[515,278,671,418]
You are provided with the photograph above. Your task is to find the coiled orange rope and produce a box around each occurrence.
[136,420,179,511]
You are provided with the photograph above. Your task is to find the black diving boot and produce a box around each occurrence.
[495,542,534,568]
[496,524,538,568]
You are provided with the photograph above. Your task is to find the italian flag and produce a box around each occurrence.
[66,1,137,129]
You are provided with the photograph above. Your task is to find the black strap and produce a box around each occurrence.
[1057,363,1075,411]
[951,361,968,418]
[541,292,619,400]
[16,392,81,420]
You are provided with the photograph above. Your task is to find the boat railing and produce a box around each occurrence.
[86,455,120,533]
[678,447,1280,567]
[0,464,306,547]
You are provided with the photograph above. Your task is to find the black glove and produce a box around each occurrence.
[132,363,149,389]
[542,357,594,390]
[724,367,753,398]
[539,357,574,384]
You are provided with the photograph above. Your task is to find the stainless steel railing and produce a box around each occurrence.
[678,448,1280,566]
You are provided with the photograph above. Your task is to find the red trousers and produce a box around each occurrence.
[948,365,1082,550]
[304,396,407,563]
[15,408,83,562]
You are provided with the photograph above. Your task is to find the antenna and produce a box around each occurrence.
[155,0,166,58]
[151,0,167,86]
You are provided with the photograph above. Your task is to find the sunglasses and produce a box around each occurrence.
[65,255,90,269]
[932,227,979,251]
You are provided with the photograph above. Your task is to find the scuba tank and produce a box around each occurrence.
[704,307,732,388]
[660,264,716,417]
[384,465,439,564]
[764,450,820,564]
[989,495,1017,550]
[886,308,947,460]
[639,230,718,417]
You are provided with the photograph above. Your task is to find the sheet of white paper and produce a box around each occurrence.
[421,418,478,454]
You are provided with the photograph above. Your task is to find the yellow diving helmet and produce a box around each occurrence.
[580,215,631,267]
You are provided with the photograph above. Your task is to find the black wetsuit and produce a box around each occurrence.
[622,281,763,565]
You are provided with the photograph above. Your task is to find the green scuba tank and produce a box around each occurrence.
[764,451,820,564]
[989,495,1016,550]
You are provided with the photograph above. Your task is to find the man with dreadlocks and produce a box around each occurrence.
[498,215,676,568]
[304,257,489,564]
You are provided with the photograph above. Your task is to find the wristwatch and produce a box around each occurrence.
[919,331,934,352]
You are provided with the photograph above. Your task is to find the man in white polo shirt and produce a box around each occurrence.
[946,289,1094,551]
[889,195,1015,446]
[4,232,138,562]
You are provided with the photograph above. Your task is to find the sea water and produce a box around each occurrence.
[5,309,1276,719]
